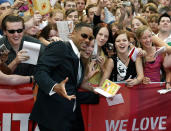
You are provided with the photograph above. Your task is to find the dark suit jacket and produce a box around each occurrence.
[30,41,84,131]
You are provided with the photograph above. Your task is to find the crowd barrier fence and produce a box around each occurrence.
[0,82,170,131]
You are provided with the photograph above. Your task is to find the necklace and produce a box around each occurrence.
[117,54,130,65]
[145,47,156,62]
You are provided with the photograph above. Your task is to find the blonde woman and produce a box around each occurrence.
[136,25,171,88]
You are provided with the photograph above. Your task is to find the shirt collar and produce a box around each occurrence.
[69,39,80,58]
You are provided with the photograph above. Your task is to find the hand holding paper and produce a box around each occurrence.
[154,46,166,58]
[94,79,121,98]
[15,50,30,64]
[22,41,41,65]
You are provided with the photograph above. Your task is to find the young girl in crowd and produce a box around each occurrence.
[100,30,143,86]
[136,25,171,88]
[39,23,60,46]
[131,16,171,54]
[88,23,113,86]
[65,9,79,24]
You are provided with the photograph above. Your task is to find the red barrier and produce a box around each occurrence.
[82,83,171,131]
[0,84,35,131]
[0,83,171,131]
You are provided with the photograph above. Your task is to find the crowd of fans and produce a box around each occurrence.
[0,0,171,88]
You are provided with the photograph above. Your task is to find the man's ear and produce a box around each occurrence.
[71,30,77,38]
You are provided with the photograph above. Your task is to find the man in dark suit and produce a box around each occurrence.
[30,22,95,131]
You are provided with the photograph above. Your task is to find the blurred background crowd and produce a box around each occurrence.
[0,0,171,88]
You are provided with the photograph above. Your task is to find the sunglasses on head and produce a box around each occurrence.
[7,29,24,34]
[81,33,94,41]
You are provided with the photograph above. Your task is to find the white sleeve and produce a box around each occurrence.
[49,83,58,96]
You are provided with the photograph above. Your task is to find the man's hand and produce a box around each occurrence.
[14,50,30,64]
[33,11,42,26]
[12,0,25,9]
[53,77,76,100]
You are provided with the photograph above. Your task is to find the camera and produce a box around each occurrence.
[0,44,8,56]
[107,43,114,50]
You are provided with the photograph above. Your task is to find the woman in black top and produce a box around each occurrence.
[100,30,144,86]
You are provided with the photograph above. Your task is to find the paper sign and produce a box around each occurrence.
[56,21,74,41]
[106,93,124,106]
[94,79,121,98]
[154,46,166,58]
[157,88,171,94]
[22,41,41,65]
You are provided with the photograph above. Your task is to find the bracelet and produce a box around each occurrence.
[30,76,33,83]
[166,82,170,84]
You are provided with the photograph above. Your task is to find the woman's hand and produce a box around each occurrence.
[125,78,140,87]
[86,60,99,80]
[166,82,171,89]
[97,56,105,72]
[49,36,62,42]
[137,48,147,57]
[142,77,151,84]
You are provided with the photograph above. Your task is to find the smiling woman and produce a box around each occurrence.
[100,30,144,87]
[87,23,112,86]
[136,25,171,89]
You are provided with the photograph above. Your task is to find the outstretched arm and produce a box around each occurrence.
[152,35,171,54]
[0,71,30,85]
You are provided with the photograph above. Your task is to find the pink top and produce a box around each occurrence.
[144,55,163,82]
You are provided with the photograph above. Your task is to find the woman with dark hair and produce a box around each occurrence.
[65,9,79,24]
[100,30,144,86]
[87,23,113,86]
[39,23,60,46]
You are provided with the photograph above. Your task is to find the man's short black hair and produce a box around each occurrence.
[1,14,25,31]
[158,13,171,25]
[74,22,92,31]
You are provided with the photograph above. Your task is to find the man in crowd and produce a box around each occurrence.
[64,0,77,11]
[157,13,171,45]
[30,22,94,131]
[0,15,45,76]
[76,0,86,21]
[0,0,11,16]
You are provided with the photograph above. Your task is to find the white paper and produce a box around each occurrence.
[157,89,171,94]
[22,41,41,65]
[106,94,124,106]
[91,40,98,60]
[154,46,166,58]
[94,88,114,98]
[50,0,58,7]
[56,21,74,41]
